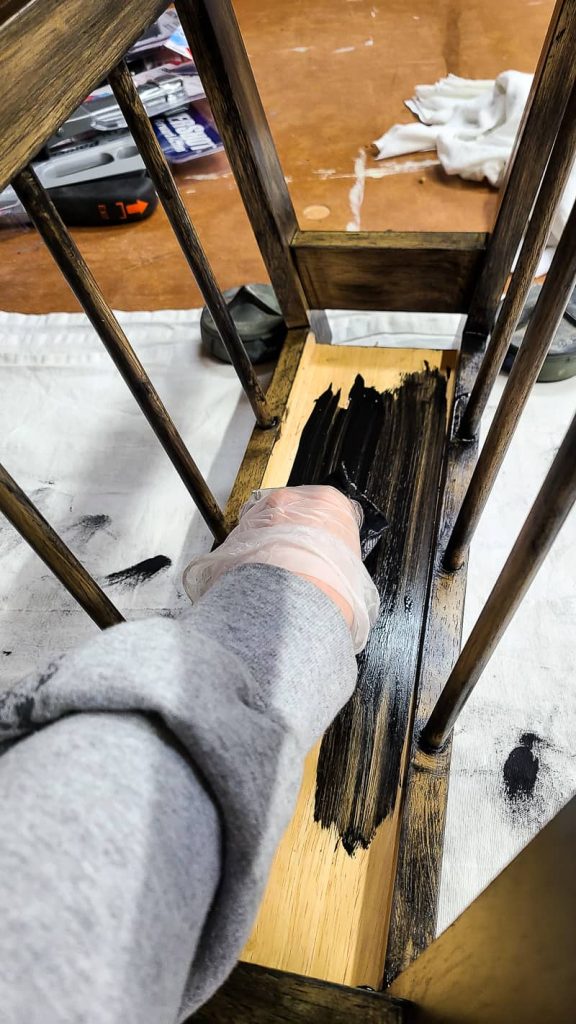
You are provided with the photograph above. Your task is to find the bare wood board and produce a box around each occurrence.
[240,340,457,987]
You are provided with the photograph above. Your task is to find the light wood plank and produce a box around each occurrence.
[241,341,457,987]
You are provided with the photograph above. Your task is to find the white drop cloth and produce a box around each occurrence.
[0,307,574,936]
[373,72,576,271]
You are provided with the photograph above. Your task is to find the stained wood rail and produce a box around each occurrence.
[446,196,576,570]
[0,0,168,192]
[108,60,274,429]
[421,407,576,751]
[291,231,487,313]
[460,80,576,439]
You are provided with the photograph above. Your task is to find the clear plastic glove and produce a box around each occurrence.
[183,485,380,653]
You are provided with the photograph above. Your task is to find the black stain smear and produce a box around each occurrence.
[503,732,541,804]
[288,370,448,854]
[2,651,12,656]
[66,513,112,544]
[104,555,172,589]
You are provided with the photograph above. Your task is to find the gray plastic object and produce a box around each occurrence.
[503,284,576,383]
[201,285,287,365]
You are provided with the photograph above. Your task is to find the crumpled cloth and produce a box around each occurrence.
[373,71,576,253]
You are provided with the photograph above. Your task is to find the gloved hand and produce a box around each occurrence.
[183,485,380,653]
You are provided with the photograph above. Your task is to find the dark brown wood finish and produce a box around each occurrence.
[0,463,123,629]
[12,166,227,543]
[465,0,576,340]
[175,0,309,329]
[384,346,482,985]
[422,407,576,751]
[191,962,410,1023]
[0,0,167,191]
[224,328,309,526]
[390,795,576,1022]
[108,60,274,430]
[446,197,576,570]
[461,81,576,439]
[291,232,487,312]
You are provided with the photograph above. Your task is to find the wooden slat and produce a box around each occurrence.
[291,232,487,312]
[108,60,274,430]
[0,0,167,191]
[13,165,227,542]
[460,79,576,439]
[175,0,309,329]
[465,0,576,339]
[238,342,457,988]
[193,962,409,1023]
[383,345,482,985]
[446,196,576,570]
[422,406,576,751]
[389,796,576,1022]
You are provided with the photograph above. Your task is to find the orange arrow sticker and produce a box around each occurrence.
[126,199,149,215]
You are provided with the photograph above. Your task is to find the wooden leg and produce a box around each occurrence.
[460,81,576,440]
[12,165,227,543]
[465,0,576,339]
[174,0,309,329]
[421,408,576,752]
[445,197,576,571]
[0,463,123,629]
[107,60,274,430]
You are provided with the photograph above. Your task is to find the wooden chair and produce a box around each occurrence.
[1,0,575,1019]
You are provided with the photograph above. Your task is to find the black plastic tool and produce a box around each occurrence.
[48,171,158,226]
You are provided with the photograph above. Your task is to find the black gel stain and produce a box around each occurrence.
[503,732,541,803]
[67,513,112,543]
[104,555,172,589]
[289,370,448,854]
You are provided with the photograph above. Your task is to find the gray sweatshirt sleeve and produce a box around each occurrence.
[0,564,358,1024]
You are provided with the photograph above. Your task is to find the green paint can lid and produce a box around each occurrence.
[504,284,576,383]
[201,284,286,365]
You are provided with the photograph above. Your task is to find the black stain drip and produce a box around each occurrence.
[503,732,541,804]
[104,555,172,589]
[288,370,448,854]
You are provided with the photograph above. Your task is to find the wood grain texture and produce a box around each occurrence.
[446,196,576,570]
[240,342,457,987]
[13,166,227,542]
[108,60,274,429]
[0,463,123,629]
[291,232,487,313]
[466,0,576,337]
[0,0,167,191]
[175,0,309,328]
[389,795,576,1023]
[192,962,409,1023]
[383,347,482,986]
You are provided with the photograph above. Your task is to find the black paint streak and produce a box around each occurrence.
[289,370,448,854]
[66,513,112,543]
[503,732,541,803]
[104,555,172,589]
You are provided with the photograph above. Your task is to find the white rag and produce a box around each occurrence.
[373,71,576,260]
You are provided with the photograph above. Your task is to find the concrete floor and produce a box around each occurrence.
[0,0,554,313]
